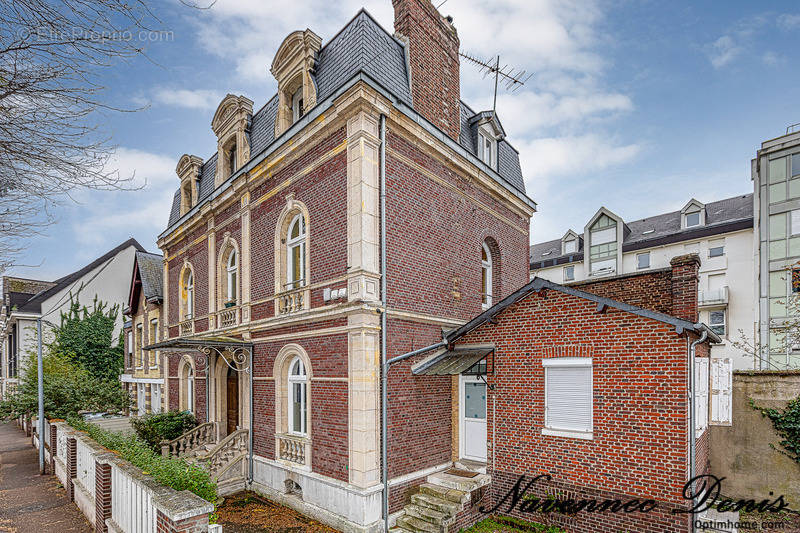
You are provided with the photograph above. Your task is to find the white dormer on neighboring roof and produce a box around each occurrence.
[562,230,579,255]
[584,207,625,277]
[681,198,706,229]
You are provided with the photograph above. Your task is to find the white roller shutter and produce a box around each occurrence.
[544,360,593,433]
[710,357,732,425]
[694,357,709,434]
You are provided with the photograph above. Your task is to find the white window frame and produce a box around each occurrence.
[226,250,238,303]
[685,210,701,228]
[709,309,726,337]
[187,366,194,414]
[636,252,650,270]
[481,242,492,309]
[135,323,144,369]
[287,357,308,436]
[183,271,194,320]
[291,86,304,123]
[477,128,497,169]
[709,245,725,258]
[542,357,593,440]
[563,265,575,282]
[149,318,159,369]
[286,214,306,291]
[563,239,577,254]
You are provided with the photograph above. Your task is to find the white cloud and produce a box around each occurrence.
[151,88,224,110]
[777,13,800,30]
[707,35,742,69]
[69,148,177,249]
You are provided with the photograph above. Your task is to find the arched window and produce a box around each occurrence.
[287,357,307,435]
[180,361,195,414]
[482,242,492,309]
[182,270,194,320]
[286,214,306,290]
[226,249,238,303]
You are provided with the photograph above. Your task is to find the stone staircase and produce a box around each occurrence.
[391,464,490,533]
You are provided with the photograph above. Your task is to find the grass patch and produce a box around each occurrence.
[460,516,565,532]
[68,417,218,506]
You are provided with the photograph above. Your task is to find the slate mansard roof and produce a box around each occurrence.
[530,193,754,268]
[167,10,528,228]
[134,251,164,302]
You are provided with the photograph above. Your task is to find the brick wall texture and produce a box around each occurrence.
[448,259,707,533]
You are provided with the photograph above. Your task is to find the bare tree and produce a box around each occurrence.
[0,0,167,272]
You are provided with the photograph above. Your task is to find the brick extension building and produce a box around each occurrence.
[425,254,717,533]
[144,1,535,531]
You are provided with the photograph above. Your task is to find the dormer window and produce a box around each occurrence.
[478,127,497,169]
[588,213,619,276]
[211,94,253,187]
[176,154,203,217]
[564,239,577,254]
[227,142,237,178]
[681,199,706,229]
[292,86,304,123]
[271,29,321,137]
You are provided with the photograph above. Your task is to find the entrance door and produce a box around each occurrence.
[137,383,147,415]
[460,375,487,462]
[226,368,239,435]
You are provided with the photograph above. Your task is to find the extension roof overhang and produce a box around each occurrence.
[411,346,493,376]
[445,277,721,345]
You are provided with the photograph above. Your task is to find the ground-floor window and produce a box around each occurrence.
[542,357,593,438]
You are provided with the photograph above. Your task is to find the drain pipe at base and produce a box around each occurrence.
[688,328,707,533]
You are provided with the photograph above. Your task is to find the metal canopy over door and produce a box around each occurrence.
[460,374,487,462]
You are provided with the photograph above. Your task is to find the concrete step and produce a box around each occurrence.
[389,528,414,533]
[455,459,487,474]
[419,482,468,504]
[404,504,448,525]
[396,514,439,533]
[411,493,460,516]
[427,471,490,492]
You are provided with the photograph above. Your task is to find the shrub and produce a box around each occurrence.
[131,411,197,451]
[68,417,218,507]
[750,395,800,464]
[0,351,130,421]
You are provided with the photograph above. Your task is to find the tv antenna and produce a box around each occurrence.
[460,52,532,114]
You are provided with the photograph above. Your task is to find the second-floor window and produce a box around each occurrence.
[481,242,493,309]
[149,318,159,368]
[226,250,238,303]
[563,265,575,281]
[287,214,306,290]
[637,252,650,270]
[182,269,194,320]
[136,323,143,368]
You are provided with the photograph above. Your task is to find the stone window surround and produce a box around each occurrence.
[178,355,195,414]
[216,234,241,310]
[179,261,195,321]
[273,196,311,314]
[271,29,322,138]
[273,343,313,469]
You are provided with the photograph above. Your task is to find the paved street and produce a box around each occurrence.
[0,422,90,533]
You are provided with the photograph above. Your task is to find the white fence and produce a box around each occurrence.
[31,421,216,533]
[110,463,158,533]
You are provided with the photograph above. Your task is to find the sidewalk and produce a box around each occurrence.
[0,422,90,533]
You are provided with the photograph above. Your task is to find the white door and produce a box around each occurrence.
[151,384,162,414]
[460,375,487,462]
[137,383,147,415]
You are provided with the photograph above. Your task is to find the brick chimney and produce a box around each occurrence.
[393,0,461,141]
[670,254,700,323]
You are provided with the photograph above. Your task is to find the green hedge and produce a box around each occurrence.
[68,417,217,507]
[131,411,197,452]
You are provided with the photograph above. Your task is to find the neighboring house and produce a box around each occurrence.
[427,254,717,533]
[121,251,165,416]
[0,238,143,398]
[145,1,535,530]
[752,128,800,369]
[530,194,754,370]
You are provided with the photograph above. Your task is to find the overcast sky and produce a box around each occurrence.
[8,0,800,280]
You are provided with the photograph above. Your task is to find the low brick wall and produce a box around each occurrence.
[32,420,217,533]
[710,371,800,503]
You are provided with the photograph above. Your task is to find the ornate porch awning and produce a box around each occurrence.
[143,336,253,373]
[410,346,493,376]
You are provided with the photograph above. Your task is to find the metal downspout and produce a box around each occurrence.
[379,113,389,533]
[689,328,707,533]
[248,356,254,484]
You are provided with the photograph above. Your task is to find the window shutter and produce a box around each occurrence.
[694,358,709,433]
[546,366,592,432]
[710,357,732,425]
